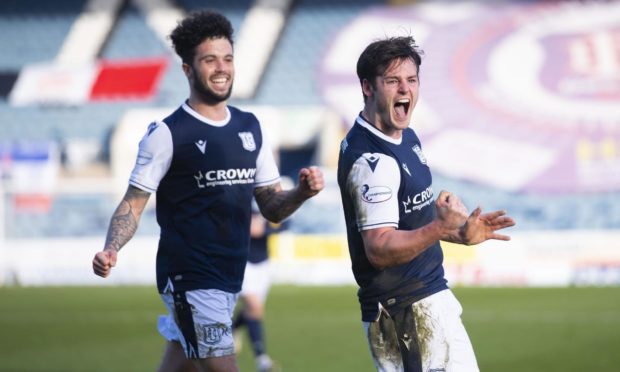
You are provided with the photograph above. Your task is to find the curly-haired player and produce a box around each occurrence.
[92,10,323,372]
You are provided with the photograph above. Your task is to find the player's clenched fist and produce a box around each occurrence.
[435,190,468,230]
[298,166,324,197]
[92,249,117,278]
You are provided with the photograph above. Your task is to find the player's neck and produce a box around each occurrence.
[187,97,228,121]
[361,107,402,140]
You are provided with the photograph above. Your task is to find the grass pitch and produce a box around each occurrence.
[0,285,618,371]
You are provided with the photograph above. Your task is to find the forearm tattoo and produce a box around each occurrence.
[104,189,148,252]
[254,183,305,223]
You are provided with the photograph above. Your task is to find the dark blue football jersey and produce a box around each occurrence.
[337,115,448,321]
[129,103,280,294]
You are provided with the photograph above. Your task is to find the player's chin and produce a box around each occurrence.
[390,117,410,130]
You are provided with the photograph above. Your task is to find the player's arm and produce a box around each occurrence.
[254,166,324,223]
[92,185,151,278]
[363,192,516,269]
[361,190,468,270]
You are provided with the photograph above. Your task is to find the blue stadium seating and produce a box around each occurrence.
[0,0,87,70]
[4,192,159,238]
[251,0,380,105]
[102,4,170,60]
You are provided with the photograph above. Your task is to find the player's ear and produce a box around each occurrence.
[182,62,192,79]
[361,78,374,98]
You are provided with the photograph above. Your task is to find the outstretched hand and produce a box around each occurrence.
[459,207,516,245]
[297,166,324,199]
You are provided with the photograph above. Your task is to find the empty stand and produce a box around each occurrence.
[251,0,381,105]
[0,0,87,70]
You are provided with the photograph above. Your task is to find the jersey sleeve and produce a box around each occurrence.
[128,121,173,193]
[346,152,401,231]
[254,124,280,187]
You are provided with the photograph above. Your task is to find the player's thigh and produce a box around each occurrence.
[192,354,238,372]
[441,290,479,372]
[363,311,403,372]
[160,289,239,360]
[362,290,479,372]
[413,289,479,372]
[240,292,265,319]
[157,340,197,372]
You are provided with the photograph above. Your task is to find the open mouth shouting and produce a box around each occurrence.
[394,98,411,122]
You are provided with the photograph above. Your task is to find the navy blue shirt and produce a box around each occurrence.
[337,115,447,321]
[129,103,280,294]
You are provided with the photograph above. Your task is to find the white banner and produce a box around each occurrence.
[9,62,97,106]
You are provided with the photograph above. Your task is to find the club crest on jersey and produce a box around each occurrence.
[238,132,256,151]
[195,139,207,154]
[360,184,392,203]
[412,144,427,165]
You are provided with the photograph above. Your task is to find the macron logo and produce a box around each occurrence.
[195,140,206,154]
[402,163,411,176]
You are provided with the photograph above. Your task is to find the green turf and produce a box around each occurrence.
[0,286,618,371]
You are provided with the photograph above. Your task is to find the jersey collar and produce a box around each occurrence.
[355,114,402,145]
[182,102,231,127]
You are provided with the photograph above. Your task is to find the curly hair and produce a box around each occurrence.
[356,36,423,86]
[169,10,234,64]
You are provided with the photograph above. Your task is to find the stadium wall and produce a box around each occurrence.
[1,230,620,287]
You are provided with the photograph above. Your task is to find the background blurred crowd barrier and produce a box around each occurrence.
[2,229,620,287]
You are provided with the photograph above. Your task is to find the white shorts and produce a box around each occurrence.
[240,260,271,303]
[158,289,239,359]
[362,289,479,372]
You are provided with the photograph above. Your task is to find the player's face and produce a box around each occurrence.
[186,37,234,103]
[367,58,419,137]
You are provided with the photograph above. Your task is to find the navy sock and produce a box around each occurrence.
[246,318,266,356]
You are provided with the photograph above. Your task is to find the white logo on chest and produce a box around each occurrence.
[238,132,256,151]
[402,186,434,213]
[412,144,427,165]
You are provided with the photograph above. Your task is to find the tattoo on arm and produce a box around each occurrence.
[104,188,150,252]
[254,183,305,223]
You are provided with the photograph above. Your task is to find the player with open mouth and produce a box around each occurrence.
[338,36,515,372]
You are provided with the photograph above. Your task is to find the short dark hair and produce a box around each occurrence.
[356,36,423,86]
[169,10,234,64]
